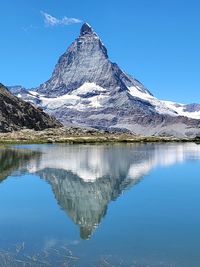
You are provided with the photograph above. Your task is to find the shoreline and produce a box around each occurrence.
[0,127,199,145]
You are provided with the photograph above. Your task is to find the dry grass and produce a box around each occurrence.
[0,127,197,144]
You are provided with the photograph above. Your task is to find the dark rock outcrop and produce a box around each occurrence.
[0,83,62,132]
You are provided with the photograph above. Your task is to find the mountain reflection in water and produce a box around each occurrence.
[1,143,200,240]
[0,147,40,181]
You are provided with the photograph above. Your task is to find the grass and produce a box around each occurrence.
[0,127,199,145]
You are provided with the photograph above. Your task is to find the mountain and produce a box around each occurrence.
[0,83,62,132]
[7,85,28,96]
[8,23,200,137]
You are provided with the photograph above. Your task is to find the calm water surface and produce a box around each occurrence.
[0,143,200,267]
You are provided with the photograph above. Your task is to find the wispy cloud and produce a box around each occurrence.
[41,12,82,26]
[22,24,39,32]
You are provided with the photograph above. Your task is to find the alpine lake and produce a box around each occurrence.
[0,142,200,267]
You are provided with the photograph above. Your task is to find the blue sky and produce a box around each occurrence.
[1,0,200,103]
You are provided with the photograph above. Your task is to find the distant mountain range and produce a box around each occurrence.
[8,23,200,137]
[0,83,61,132]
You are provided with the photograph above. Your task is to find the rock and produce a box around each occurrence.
[0,83,62,132]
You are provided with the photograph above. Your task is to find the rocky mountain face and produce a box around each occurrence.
[8,23,200,137]
[0,83,62,132]
[36,23,152,98]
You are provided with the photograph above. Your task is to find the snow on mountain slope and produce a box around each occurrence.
[128,86,200,119]
[128,86,177,116]
[162,100,200,119]
[28,82,109,111]
[15,82,200,121]
[71,82,107,95]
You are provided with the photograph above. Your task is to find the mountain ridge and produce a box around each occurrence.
[0,83,62,132]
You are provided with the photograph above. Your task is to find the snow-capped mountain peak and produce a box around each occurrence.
[8,23,200,137]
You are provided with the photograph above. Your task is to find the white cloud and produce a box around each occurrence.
[41,12,82,26]
[22,24,39,32]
